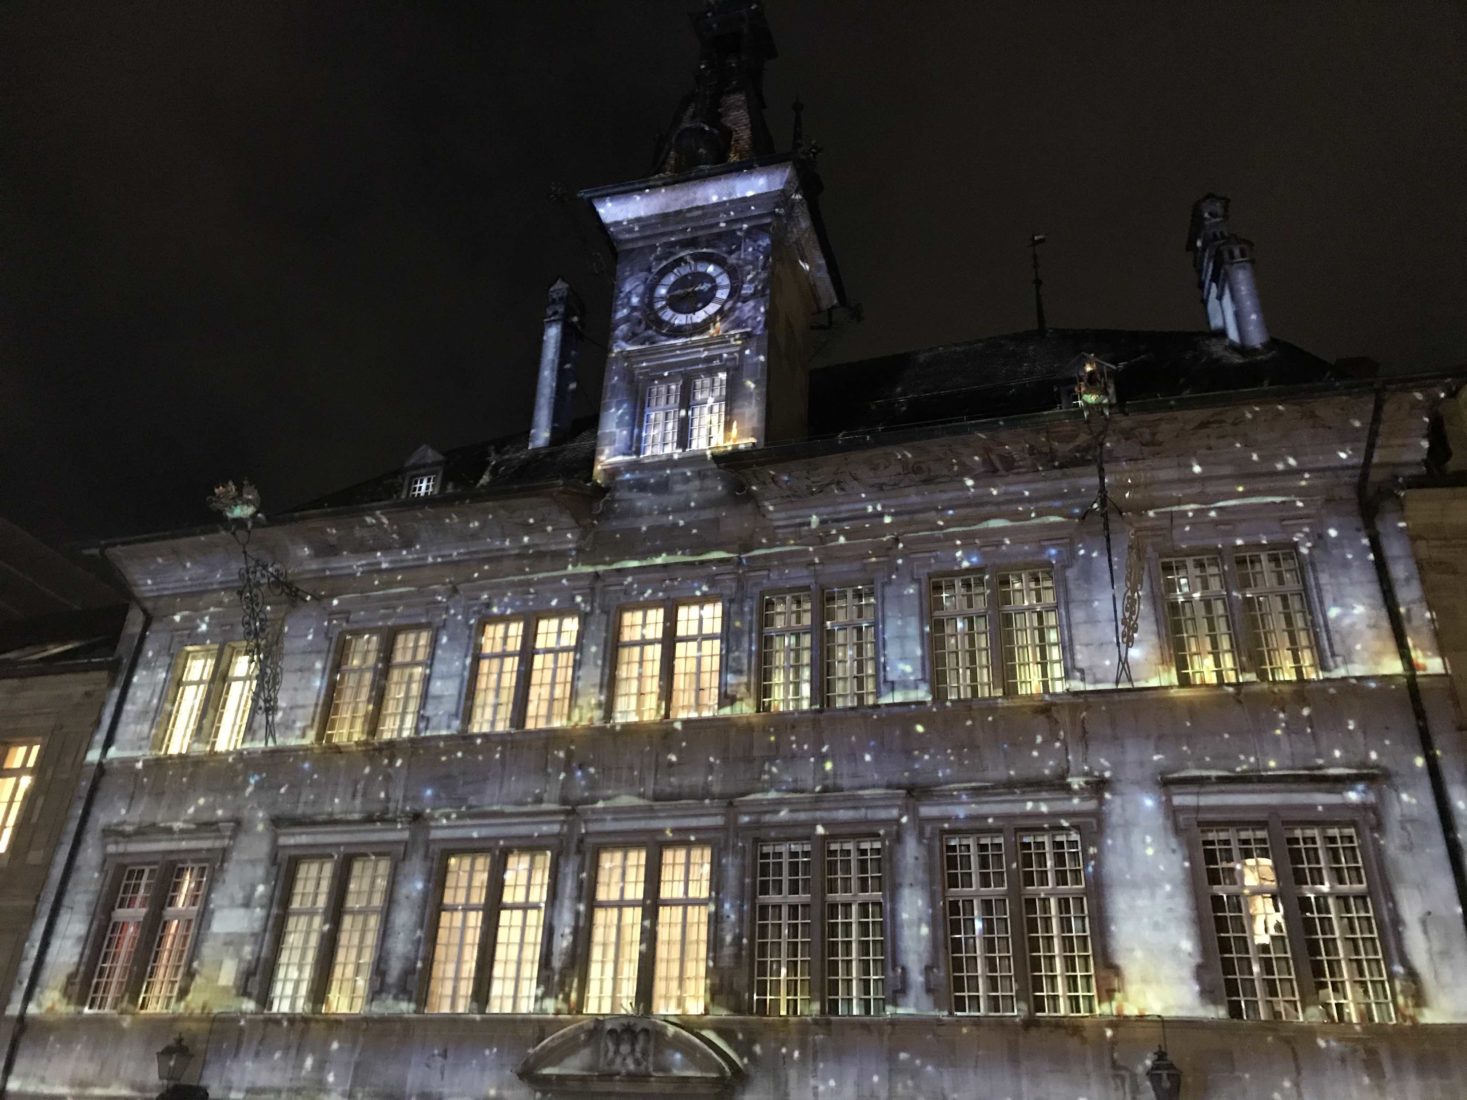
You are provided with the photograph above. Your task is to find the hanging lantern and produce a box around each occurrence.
[1146,1046,1183,1100]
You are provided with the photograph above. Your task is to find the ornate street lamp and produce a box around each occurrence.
[156,1036,208,1100]
[1146,1045,1183,1100]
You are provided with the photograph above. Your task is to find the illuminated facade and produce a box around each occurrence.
[6,4,1467,1099]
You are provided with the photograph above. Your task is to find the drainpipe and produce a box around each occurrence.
[0,599,152,1099]
[1358,385,1467,941]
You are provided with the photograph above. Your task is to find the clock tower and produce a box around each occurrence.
[583,0,843,483]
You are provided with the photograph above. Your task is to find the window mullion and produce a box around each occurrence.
[659,605,676,720]
[810,835,827,1015]
[985,575,1003,697]
[811,588,825,709]
[471,851,505,1013]
[636,846,663,1013]
[1005,826,1035,1016]
[1267,816,1316,1018]
[1222,554,1258,678]
[123,860,172,1008]
[309,859,351,1012]
[366,630,395,741]
[511,619,535,731]
[190,647,231,752]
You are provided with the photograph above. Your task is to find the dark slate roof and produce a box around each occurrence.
[808,328,1345,436]
[289,328,1347,514]
[0,604,127,668]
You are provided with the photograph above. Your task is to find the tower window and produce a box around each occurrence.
[638,369,727,456]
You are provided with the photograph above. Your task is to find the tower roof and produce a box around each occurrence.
[651,0,778,176]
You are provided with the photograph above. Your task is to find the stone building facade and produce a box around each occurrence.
[6,5,1467,1099]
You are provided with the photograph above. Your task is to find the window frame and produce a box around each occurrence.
[75,852,220,1013]
[574,837,718,1016]
[933,818,1102,1017]
[0,740,42,859]
[925,563,1068,702]
[744,825,894,1017]
[315,624,436,744]
[461,612,583,733]
[757,582,880,713]
[416,843,558,1014]
[255,846,400,1015]
[607,598,725,724]
[634,362,732,458]
[1179,806,1402,1023]
[1151,543,1327,687]
[151,641,258,754]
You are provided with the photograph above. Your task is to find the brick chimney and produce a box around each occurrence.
[529,278,584,449]
[1187,194,1270,349]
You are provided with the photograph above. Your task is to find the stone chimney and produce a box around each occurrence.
[529,278,584,449]
[1187,194,1270,349]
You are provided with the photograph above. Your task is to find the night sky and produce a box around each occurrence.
[4,1,1465,548]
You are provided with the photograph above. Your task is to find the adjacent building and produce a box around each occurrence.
[0,520,127,1058]
[6,4,1467,1099]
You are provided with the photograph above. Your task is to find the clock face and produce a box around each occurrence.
[647,251,740,334]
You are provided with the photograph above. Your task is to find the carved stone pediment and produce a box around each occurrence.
[517,1016,741,1095]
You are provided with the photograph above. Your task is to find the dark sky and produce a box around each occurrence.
[4,2,1465,547]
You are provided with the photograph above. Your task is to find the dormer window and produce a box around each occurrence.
[407,471,440,498]
[400,444,446,500]
[639,368,727,457]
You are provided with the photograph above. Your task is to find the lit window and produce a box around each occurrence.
[930,569,1064,699]
[613,607,665,722]
[0,742,41,854]
[1160,546,1319,684]
[652,845,712,1014]
[524,614,579,729]
[321,627,433,743]
[267,854,391,1014]
[754,836,885,1017]
[930,575,992,701]
[671,601,721,718]
[760,593,813,712]
[610,600,722,722]
[424,849,551,1013]
[944,828,1096,1017]
[85,860,211,1012]
[465,614,580,732]
[585,844,712,1015]
[1238,549,1318,681]
[1160,555,1238,685]
[638,370,727,457]
[997,569,1063,694]
[1199,822,1392,1023]
[406,471,440,498]
[155,642,257,755]
[759,586,878,712]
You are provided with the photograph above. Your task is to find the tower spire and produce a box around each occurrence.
[652,0,778,176]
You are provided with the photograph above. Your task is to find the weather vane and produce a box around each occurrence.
[208,480,311,744]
